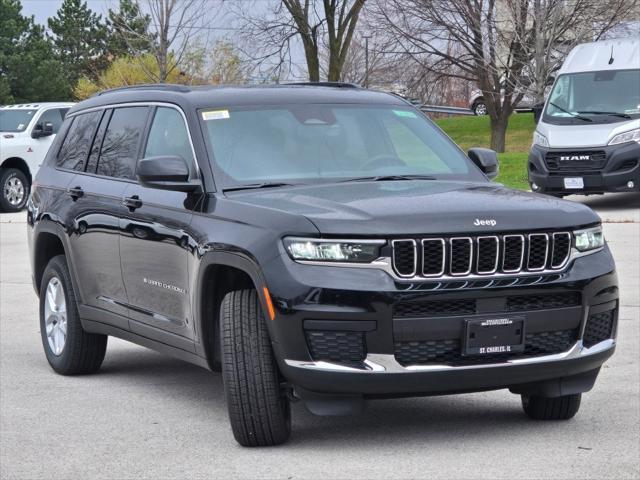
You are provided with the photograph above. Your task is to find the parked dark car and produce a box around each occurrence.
[28,83,618,447]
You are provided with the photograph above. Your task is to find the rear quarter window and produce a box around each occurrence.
[56,111,103,171]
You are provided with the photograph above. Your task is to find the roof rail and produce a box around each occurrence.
[93,83,192,97]
[284,81,360,89]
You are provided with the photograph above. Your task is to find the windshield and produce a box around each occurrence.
[0,110,37,132]
[543,69,640,124]
[200,104,485,188]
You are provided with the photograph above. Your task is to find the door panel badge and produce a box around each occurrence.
[143,277,186,294]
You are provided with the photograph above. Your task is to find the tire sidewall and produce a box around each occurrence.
[0,168,29,212]
[39,256,79,372]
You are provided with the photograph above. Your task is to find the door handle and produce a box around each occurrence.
[123,195,143,211]
[67,186,84,200]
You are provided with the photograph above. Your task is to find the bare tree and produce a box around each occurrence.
[113,0,215,82]
[233,0,367,82]
[525,0,635,104]
[373,0,633,152]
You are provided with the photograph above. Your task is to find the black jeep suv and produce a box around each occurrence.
[28,84,618,447]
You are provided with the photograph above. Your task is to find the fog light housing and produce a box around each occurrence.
[531,182,539,191]
[627,181,635,189]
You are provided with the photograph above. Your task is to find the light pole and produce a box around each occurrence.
[363,34,372,88]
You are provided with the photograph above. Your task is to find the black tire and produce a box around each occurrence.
[39,255,107,375]
[473,100,487,116]
[220,289,291,447]
[0,167,29,212]
[521,393,581,420]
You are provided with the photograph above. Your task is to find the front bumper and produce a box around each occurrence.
[528,142,640,194]
[264,246,618,398]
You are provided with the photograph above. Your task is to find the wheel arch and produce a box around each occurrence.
[195,251,270,370]
[32,220,79,299]
[1,157,32,186]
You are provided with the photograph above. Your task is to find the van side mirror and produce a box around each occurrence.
[533,102,545,123]
[136,155,200,192]
[468,148,499,180]
[32,122,53,139]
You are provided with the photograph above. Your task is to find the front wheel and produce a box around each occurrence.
[0,168,29,212]
[220,289,291,447]
[521,393,581,420]
[473,100,487,116]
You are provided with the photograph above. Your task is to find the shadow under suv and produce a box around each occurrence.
[28,83,618,447]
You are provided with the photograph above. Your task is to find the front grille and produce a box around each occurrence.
[394,299,476,318]
[545,150,607,171]
[391,231,571,279]
[306,330,366,365]
[506,292,581,312]
[583,310,615,348]
[394,329,577,366]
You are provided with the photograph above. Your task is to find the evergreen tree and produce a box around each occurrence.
[48,0,109,87]
[107,0,154,58]
[1,0,69,103]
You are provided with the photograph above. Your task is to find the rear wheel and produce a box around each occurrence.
[220,289,291,447]
[521,393,581,420]
[0,168,29,212]
[39,255,107,375]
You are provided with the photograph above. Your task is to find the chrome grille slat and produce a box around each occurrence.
[527,233,549,271]
[502,234,525,273]
[449,237,473,276]
[551,232,571,269]
[392,239,417,277]
[391,231,573,280]
[476,236,499,274]
[421,238,446,276]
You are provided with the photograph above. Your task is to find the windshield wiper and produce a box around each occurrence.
[339,174,437,183]
[577,110,632,119]
[223,182,299,193]
[549,102,593,122]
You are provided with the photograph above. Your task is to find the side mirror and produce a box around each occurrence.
[545,76,555,86]
[32,122,54,139]
[136,155,200,192]
[532,102,545,123]
[468,148,499,180]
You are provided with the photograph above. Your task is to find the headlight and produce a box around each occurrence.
[283,237,384,262]
[533,131,549,148]
[573,225,604,252]
[608,128,640,146]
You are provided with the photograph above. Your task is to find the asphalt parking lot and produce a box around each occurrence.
[1,193,639,480]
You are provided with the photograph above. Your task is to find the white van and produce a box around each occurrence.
[528,38,640,197]
[0,102,74,212]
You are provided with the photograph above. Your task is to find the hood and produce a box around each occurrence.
[224,180,600,236]
[538,119,640,148]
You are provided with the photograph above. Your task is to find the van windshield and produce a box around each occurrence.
[200,104,485,188]
[0,110,36,132]
[543,69,640,125]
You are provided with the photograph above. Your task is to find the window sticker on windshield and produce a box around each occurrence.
[202,110,230,121]
[17,124,25,130]
[393,110,417,118]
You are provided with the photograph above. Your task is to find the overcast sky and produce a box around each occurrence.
[21,0,110,26]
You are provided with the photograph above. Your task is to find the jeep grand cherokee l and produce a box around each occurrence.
[28,83,618,447]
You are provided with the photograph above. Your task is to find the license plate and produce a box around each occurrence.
[463,316,525,356]
[564,177,584,189]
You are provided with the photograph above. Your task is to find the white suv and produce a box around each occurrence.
[1,102,74,212]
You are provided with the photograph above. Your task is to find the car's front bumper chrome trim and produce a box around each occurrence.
[284,339,615,373]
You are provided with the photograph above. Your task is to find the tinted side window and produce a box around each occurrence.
[56,111,103,171]
[144,107,194,167]
[38,109,65,134]
[96,107,149,180]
